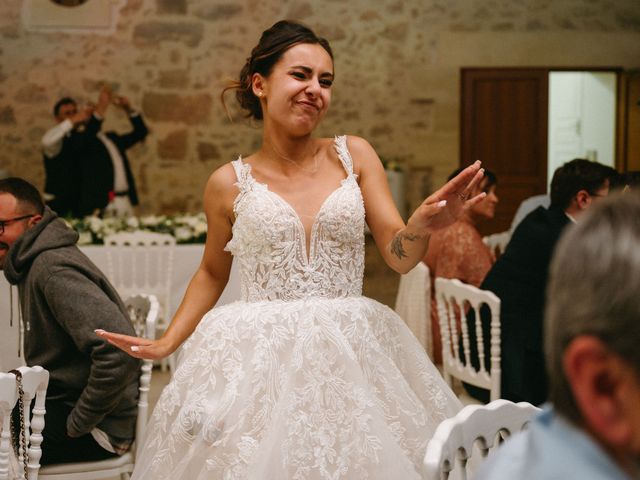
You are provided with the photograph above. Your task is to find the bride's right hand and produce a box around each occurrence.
[95,329,175,360]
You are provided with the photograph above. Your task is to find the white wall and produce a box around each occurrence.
[548,72,616,187]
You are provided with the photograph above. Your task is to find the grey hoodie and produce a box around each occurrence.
[4,207,140,439]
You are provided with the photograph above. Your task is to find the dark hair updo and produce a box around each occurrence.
[222,20,333,120]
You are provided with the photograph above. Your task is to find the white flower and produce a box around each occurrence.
[174,226,193,242]
[140,215,161,226]
[88,216,103,233]
[69,212,206,244]
[78,231,93,245]
[126,216,140,229]
[195,221,208,235]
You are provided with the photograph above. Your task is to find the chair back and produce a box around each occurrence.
[0,366,49,480]
[424,399,540,480]
[394,263,432,357]
[435,278,501,401]
[104,231,175,323]
[123,294,158,455]
[0,372,19,480]
[482,231,510,258]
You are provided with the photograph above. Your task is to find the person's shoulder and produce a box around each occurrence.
[474,430,533,480]
[453,220,479,235]
[31,243,81,269]
[208,160,244,186]
[33,247,98,291]
[521,206,569,237]
[341,135,375,157]
[203,162,243,212]
[513,205,554,236]
[336,135,381,175]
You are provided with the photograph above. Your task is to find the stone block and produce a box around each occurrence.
[133,21,204,48]
[193,4,243,21]
[157,129,188,160]
[1,25,19,39]
[15,84,48,104]
[156,0,187,15]
[0,106,16,125]
[197,141,221,162]
[360,10,381,21]
[370,124,393,137]
[616,11,640,30]
[157,69,189,89]
[287,2,313,19]
[28,127,46,142]
[143,92,212,125]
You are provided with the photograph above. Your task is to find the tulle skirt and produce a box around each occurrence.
[131,296,461,480]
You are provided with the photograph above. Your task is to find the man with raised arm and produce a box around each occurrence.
[42,86,148,217]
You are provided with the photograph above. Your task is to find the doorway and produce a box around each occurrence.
[461,67,621,234]
[548,72,617,187]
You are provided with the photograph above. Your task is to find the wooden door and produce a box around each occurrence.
[619,71,640,171]
[461,68,549,235]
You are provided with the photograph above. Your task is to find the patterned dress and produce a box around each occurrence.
[131,136,462,480]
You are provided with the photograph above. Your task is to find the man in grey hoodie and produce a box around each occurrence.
[0,177,140,465]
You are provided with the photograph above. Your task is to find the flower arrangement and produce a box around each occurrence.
[65,213,208,245]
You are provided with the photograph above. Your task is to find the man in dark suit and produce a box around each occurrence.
[42,86,148,217]
[465,159,617,405]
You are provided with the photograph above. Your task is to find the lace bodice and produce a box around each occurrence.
[225,136,365,302]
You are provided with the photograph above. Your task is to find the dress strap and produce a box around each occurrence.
[231,157,252,190]
[333,135,354,176]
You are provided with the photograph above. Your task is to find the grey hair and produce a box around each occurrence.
[545,192,640,422]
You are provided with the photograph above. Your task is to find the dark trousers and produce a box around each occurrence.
[38,400,117,465]
[46,197,74,219]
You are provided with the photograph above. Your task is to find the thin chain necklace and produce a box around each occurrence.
[265,140,320,174]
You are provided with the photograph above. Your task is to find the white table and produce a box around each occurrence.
[0,244,241,370]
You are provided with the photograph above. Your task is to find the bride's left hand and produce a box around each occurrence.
[408,160,486,234]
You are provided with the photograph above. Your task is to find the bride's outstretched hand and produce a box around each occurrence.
[408,160,486,234]
[95,329,172,360]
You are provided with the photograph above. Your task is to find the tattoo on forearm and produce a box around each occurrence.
[390,232,420,259]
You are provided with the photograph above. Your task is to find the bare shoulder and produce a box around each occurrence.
[342,135,382,176]
[203,162,240,215]
[205,162,237,193]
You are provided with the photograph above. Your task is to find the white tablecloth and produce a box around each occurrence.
[0,244,241,370]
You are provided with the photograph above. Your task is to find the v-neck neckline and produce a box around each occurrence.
[248,170,350,263]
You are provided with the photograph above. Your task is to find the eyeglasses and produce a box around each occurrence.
[0,215,35,235]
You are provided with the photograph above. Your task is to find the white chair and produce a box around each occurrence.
[104,231,175,371]
[424,399,541,480]
[39,294,158,480]
[482,230,510,257]
[435,278,501,402]
[0,372,18,480]
[0,366,49,480]
[394,262,432,358]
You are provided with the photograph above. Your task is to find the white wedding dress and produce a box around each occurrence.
[131,136,461,479]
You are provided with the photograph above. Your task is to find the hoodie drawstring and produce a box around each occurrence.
[9,283,13,327]
[9,284,24,358]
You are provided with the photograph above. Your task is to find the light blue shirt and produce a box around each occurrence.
[475,406,632,480]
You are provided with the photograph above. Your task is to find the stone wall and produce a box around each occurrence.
[1,0,639,214]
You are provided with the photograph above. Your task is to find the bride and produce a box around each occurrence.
[98,20,485,479]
